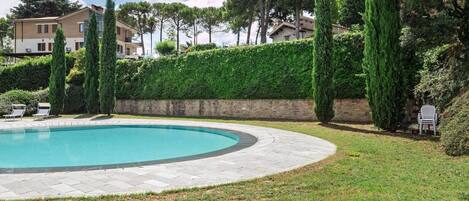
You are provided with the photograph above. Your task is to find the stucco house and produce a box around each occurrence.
[269,16,348,42]
[10,5,140,58]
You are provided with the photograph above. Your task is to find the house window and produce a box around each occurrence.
[44,24,49,33]
[284,35,290,41]
[117,27,121,35]
[126,48,130,55]
[52,24,58,33]
[37,43,46,51]
[79,23,84,33]
[75,42,84,50]
[37,25,42,33]
[48,43,53,51]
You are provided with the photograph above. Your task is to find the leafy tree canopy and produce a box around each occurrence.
[11,0,82,19]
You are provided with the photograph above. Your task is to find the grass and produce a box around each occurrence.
[24,115,469,201]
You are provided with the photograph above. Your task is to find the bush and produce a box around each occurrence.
[63,84,85,114]
[415,44,469,111]
[0,55,75,93]
[66,68,85,86]
[0,90,38,115]
[441,89,469,156]
[117,33,366,100]
[186,43,217,53]
[156,40,176,56]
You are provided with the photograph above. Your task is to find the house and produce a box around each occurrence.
[10,5,141,58]
[268,16,348,42]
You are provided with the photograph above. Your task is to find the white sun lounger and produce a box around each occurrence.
[3,104,26,120]
[33,103,51,119]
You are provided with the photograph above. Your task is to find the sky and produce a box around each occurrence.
[0,0,265,56]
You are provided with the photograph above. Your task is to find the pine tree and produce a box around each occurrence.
[84,13,100,114]
[363,0,405,131]
[99,0,117,115]
[312,0,334,123]
[338,0,365,27]
[49,28,66,116]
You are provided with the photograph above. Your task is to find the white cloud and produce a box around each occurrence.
[0,0,20,17]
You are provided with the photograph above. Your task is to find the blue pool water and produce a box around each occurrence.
[0,125,239,169]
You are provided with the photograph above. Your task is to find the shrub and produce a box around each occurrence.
[66,68,85,86]
[63,85,85,114]
[0,55,75,93]
[156,40,176,56]
[414,44,469,111]
[0,90,38,115]
[186,43,217,53]
[440,89,469,156]
[116,34,366,100]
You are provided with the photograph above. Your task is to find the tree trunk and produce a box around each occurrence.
[176,27,180,54]
[237,30,240,46]
[160,20,164,42]
[246,11,254,45]
[295,1,301,39]
[140,32,145,55]
[150,32,153,55]
[255,24,261,44]
[0,37,3,50]
[193,20,197,45]
[258,0,266,43]
[209,26,212,43]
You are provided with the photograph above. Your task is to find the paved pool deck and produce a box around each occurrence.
[0,118,336,200]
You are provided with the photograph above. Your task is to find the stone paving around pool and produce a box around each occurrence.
[0,118,336,200]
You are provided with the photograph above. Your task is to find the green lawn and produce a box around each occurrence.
[29,115,469,201]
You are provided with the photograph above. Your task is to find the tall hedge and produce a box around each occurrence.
[0,55,74,93]
[313,0,335,123]
[116,34,366,100]
[48,28,66,115]
[99,0,117,115]
[363,0,405,131]
[84,13,100,114]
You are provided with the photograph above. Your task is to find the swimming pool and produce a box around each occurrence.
[0,125,255,173]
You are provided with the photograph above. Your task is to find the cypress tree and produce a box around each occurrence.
[363,0,405,131]
[48,28,66,116]
[84,13,100,114]
[312,0,335,123]
[99,0,117,115]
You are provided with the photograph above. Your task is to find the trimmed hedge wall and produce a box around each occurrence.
[117,32,365,100]
[0,55,75,93]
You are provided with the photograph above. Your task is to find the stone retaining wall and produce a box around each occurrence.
[115,99,372,122]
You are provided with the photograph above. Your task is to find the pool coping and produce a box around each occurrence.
[0,126,258,174]
[0,118,336,200]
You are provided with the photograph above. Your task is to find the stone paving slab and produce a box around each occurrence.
[0,118,336,200]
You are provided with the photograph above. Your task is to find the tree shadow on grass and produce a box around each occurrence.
[319,122,440,142]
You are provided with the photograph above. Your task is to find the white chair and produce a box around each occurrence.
[418,105,438,136]
[3,104,27,120]
[33,103,51,119]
